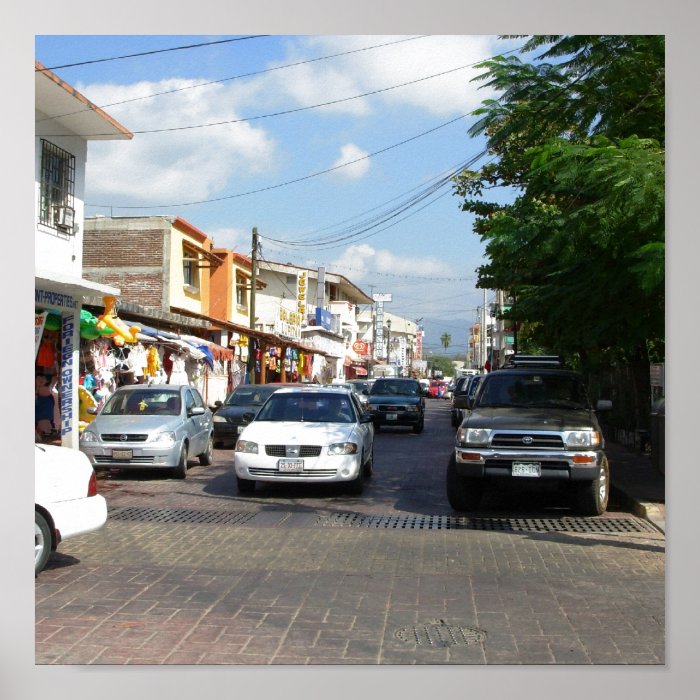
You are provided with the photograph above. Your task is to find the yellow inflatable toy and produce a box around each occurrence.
[96,295,141,346]
[78,385,98,431]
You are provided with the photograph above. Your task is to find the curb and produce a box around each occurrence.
[611,484,665,533]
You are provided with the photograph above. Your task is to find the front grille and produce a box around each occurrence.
[491,432,565,449]
[265,445,323,457]
[100,433,149,443]
[94,455,155,464]
[248,467,337,477]
[484,459,570,470]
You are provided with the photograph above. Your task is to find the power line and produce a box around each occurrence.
[36,36,270,71]
[37,36,428,122]
[87,113,472,209]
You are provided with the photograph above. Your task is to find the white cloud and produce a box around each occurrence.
[208,226,249,251]
[80,79,278,205]
[329,143,371,179]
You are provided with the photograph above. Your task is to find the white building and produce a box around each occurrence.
[35,61,132,447]
[254,261,373,381]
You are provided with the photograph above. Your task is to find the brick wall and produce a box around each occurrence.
[83,222,167,308]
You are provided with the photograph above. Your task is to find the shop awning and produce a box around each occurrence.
[36,269,120,305]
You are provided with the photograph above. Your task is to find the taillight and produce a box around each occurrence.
[87,470,98,497]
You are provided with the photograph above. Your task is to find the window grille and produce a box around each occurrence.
[39,139,75,230]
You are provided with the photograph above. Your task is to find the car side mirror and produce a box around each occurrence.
[214,400,222,407]
[596,399,613,412]
[242,411,256,423]
[189,406,206,416]
[360,412,374,423]
[87,407,98,415]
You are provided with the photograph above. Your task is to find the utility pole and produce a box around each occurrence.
[248,227,259,385]
[481,288,487,370]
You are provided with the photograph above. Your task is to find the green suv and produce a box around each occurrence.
[368,378,425,433]
[447,355,612,515]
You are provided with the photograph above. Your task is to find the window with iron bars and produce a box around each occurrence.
[183,244,200,290]
[39,139,75,230]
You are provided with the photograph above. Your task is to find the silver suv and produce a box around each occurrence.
[447,355,612,515]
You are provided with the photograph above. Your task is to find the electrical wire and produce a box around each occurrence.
[36,36,271,71]
[37,36,429,122]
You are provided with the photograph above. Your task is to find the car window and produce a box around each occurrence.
[101,390,181,416]
[225,386,274,406]
[256,393,357,423]
[370,380,419,396]
[476,374,590,409]
[191,388,205,408]
[185,390,196,413]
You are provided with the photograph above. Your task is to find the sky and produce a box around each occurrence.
[36,34,528,354]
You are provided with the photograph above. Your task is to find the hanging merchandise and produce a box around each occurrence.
[36,337,56,368]
[146,346,160,377]
[168,351,188,385]
[96,295,141,346]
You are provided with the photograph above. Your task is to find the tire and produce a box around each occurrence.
[574,456,610,516]
[346,467,365,495]
[363,446,374,478]
[412,418,424,434]
[199,436,214,466]
[173,443,188,479]
[35,511,52,576]
[236,476,256,494]
[446,453,482,511]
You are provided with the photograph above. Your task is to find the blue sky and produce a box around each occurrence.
[35,34,526,354]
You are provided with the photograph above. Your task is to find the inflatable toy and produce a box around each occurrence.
[96,295,141,346]
[78,384,98,431]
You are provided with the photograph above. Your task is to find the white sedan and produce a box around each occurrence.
[234,387,374,495]
[35,443,108,575]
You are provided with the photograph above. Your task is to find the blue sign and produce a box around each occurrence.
[316,308,332,331]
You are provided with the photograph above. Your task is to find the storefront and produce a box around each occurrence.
[35,272,121,449]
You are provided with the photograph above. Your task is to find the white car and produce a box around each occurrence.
[35,443,108,575]
[234,387,374,495]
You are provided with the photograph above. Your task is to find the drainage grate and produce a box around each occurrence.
[316,512,660,534]
[395,619,486,647]
[110,506,256,525]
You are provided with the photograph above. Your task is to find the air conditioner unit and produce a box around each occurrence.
[54,205,75,231]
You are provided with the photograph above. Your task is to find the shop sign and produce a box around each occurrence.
[35,287,77,309]
[352,340,369,354]
[276,307,302,340]
[296,270,309,315]
[315,307,332,331]
[35,312,48,359]
[60,312,76,436]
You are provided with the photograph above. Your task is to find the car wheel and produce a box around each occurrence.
[173,443,188,479]
[363,446,374,478]
[446,453,482,511]
[574,456,609,516]
[35,511,51,576]
[199,436,214,466]
[412,418,424,434]
[236,476,256,494]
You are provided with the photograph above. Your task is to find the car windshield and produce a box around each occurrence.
[224,386,276,406]
[475,374,590,409]
[370,380,420,396]
[101,390,182,416]
[256,393,356,423]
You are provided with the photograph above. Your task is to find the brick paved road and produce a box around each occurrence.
[35,400,665,664]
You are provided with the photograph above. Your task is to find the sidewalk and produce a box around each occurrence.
[606,440,665,532]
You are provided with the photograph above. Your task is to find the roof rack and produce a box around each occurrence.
[503,354,564,368]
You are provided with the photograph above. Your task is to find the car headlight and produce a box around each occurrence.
[236,439,259,454]
[456,427,490,447]
[406,405,419,413]
[564,430,601,449]
[152,431,177,446]
[213,414,228,423]
[80,430,99,443]
[328,442,358,455]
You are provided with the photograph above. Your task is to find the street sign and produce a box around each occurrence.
[372,293,393,302]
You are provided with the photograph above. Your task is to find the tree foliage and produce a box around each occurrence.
[454,35,664,375]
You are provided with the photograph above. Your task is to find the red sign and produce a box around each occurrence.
[352,340,369,354]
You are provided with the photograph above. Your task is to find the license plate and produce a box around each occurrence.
[278,459,304,473]
[112,449,133,460]
[512,462,541,477]
[386,413,398,421]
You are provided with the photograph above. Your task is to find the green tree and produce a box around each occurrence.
[440,333,452,352]
[453,35,664,426]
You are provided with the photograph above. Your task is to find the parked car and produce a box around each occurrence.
[451,375,481,427]
[213,383,296,448]
[346,379,372,407]
[447,355,612,515]
[234,386,374,494]
[79,384,214,479]
[427,380,448,398]
[35,443,108,575]
[367,377,425,433]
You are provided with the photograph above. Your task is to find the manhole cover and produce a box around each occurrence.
[395,619,486,647]
[316,512,659,534]
[110,506,256,525]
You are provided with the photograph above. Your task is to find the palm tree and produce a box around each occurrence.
[440,333,451,352]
